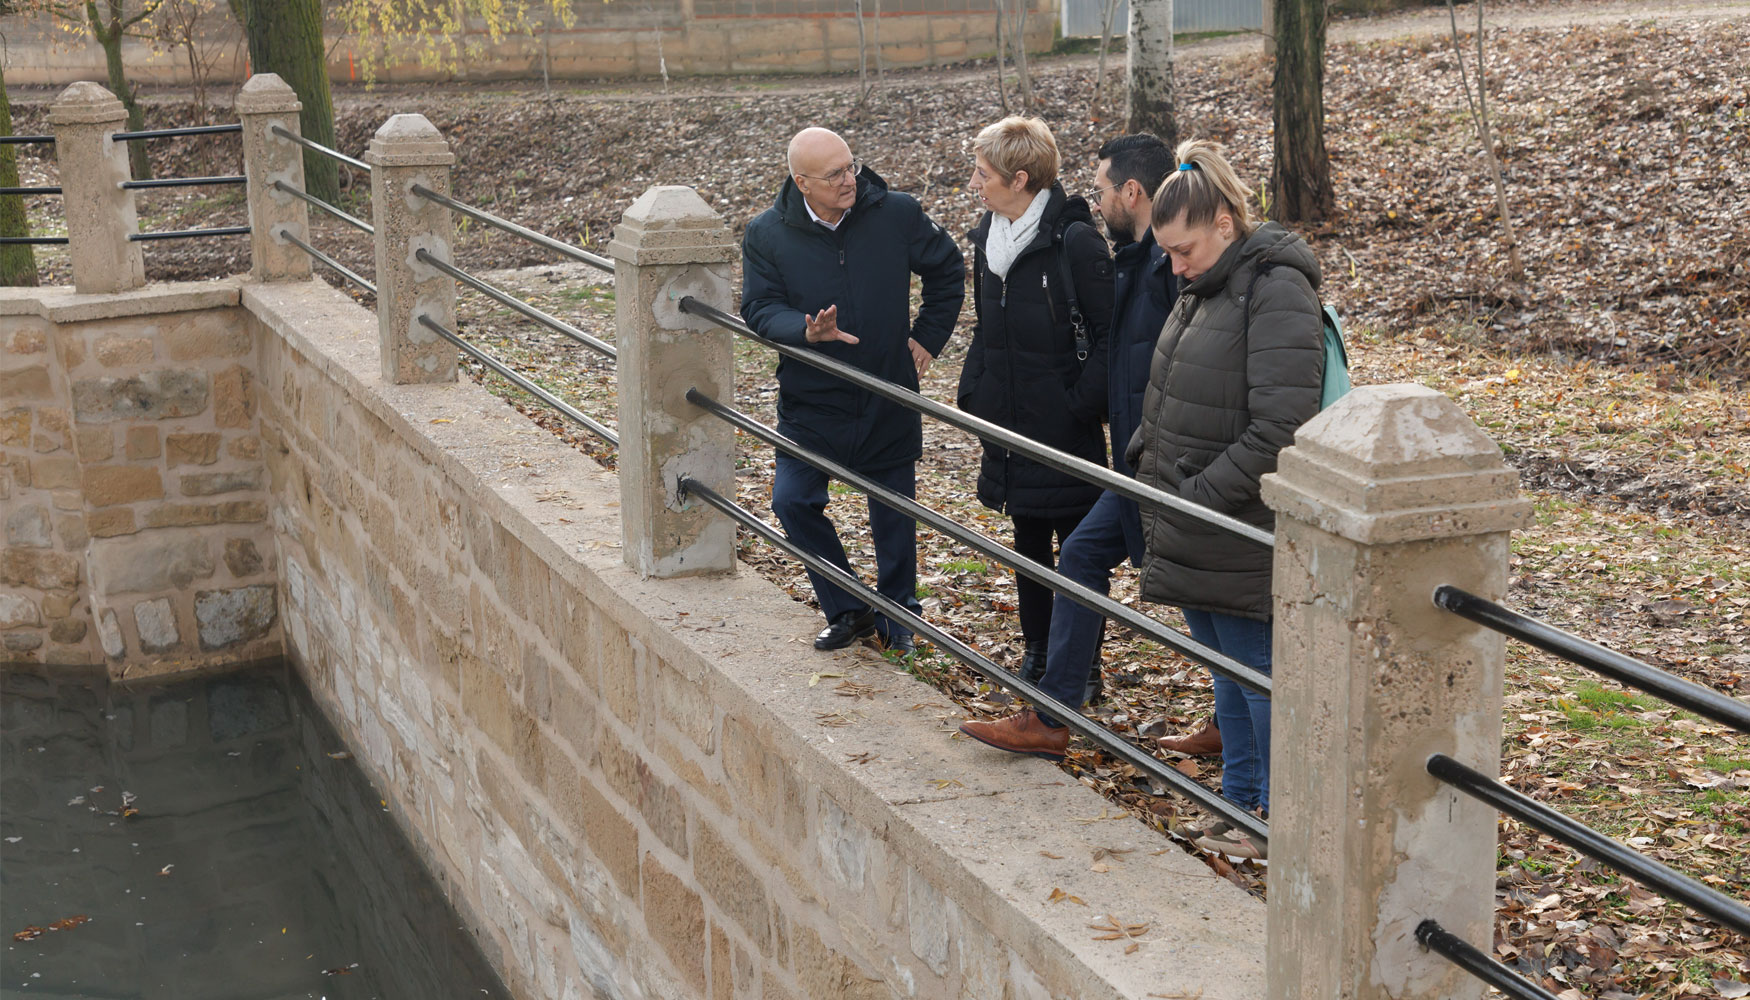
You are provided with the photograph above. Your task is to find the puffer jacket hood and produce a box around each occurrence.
[1125,221,1325,619]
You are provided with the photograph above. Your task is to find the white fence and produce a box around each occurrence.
[1061,0,1264,38]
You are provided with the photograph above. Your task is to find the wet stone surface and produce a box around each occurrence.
[0,661,512,1000]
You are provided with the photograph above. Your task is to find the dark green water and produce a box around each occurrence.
[0,662,511,1000]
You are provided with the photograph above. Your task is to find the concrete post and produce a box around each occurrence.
[235,73,311,283]
[1261,383,1532,1000]
[606,186,738,578]
[365,113,457,384]
[47,82,144,295]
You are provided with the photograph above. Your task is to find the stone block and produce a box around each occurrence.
[163,315,252,360]
[695,821,770,956]
[224,538,264,577]
[578,772,641,901]
[721,716,807,852]
[71,370,210,423]
[3,630,42,653]
[75,426,115,461]
[522,641,552,722]
[142,500,267,528]
[711,921,733,1000]
[49,618,88,645]
[817,793,869,891]
[599,617,641,727]
[9,326,47,354]
[30,455,80,490]
[906,869,952,976]
[180,469,264,496]
[87,508,137,538]
[654,655,716,754]
[166,432,220,466]
[1,549,80,590]
[642,852,706,994]
[97,535,212,593]
[133,597,180,653]
[227,435,260,460]
[94,335,154,367]
[96,608,124,657]
[548,664,597,761]
[0,408,29,447]
[125,426,161,460]
[194,585,277,649]
[213,364,255,429]
[0,593,40,630]
[793,923,887,1000]
[82,465,164,507]
[6,504,52,548]
[0,365,52,401]
[43,593,75,618]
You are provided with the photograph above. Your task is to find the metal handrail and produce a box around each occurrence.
[270,126,371,173]
[686,388,1270,696]
[1428,753,1750,936]
[1433,586,1750,734]
[112,124,242,141]
[1,135,55,145]
[678,474,1270,845]
[0,186,60,196]
[416,314,618,447]
[1414,921,1560,1000]
[413,249,616,360]
[273,180,372,234]
[129,226,250,242]
[676,296,1277,549]
[0,236,68,245]
[409,184,616,275]
[276,226,376,294]
[121,175,246,190]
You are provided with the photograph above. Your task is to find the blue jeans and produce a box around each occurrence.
[771,453,921,643]
[1181,609,1272,813]
[1035,491,1139,716]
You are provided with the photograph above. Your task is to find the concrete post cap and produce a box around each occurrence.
[47,81,126,124]
[609,185,737,266]
[236,74,303,115]
[365,114,457,168]
[1263,383,1532,544]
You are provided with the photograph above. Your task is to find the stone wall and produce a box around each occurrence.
[1,284,281,674]
[246,274,1266,1000]
[1,0,1053,87]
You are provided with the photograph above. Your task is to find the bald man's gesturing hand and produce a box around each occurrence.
[803,305,858,345]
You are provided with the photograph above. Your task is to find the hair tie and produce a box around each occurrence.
[1178,163,1198,172]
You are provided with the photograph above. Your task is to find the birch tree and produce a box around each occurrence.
[1126,0,1176,148]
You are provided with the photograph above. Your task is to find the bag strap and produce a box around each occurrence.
[1055,220,1092,362]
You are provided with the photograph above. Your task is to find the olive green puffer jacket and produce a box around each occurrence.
[1123,222,1324,620]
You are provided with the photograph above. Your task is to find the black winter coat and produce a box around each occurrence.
[741,169,965,471]
[1125,222,1324,619]
[1105,228,1177,565]
[956,186,1115,518]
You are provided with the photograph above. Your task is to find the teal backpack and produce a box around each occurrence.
[1244,261,1352,411]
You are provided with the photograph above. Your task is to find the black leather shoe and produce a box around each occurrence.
[1083,657,1106,706]
[884,632,916,655]
[1017,640,1049,684]
[814,608,877,650]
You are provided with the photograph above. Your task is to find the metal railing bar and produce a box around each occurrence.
[277,227,377,294]
[417,314,619,448]
[0,236,69,245]
[1427,753,1750,936]
[270,126,371,172]
[677,474,1269,844]
[273,180,372,233]
[676,296,1276,550]
[409,184,616,275]
[2,135,55,145]
[121,175,246,190]
[128,226,250,242]
[111,124,242,141]
[1414,920,1561,1000]
[686,388,1271,696]
[414,249,616,361]
[1433,585,1750,735]
[0,186,61,196]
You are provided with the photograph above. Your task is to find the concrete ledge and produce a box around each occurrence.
[243,276,1266,999]
[0,280,244,324]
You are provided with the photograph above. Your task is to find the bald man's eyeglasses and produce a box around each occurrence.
[798,159,864,186]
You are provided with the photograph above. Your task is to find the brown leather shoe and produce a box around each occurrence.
[1156,718,1221,756]
[958,710,1069,760]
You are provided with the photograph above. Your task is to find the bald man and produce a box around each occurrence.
[741,127,965,654]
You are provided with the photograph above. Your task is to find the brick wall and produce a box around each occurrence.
[2,284,280,674]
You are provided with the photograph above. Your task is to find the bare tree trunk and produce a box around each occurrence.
[1269,0,1333,223]
[1126,0,1176,146]
[853,0,869,106]
[1011,0,1031,110]
[873,0,883,82]
[1445,0,1523,279]
[240,0,339,201]
[993,0,1011,114]
[1091,0,1123,119]
[90,0,152,179]
[1,59,39,287]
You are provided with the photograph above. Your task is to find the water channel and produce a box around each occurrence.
[1,661,511,1000]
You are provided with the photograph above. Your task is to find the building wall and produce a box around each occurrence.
[1,0,1055,88]
[0,285,280,674]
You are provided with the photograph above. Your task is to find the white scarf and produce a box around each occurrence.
[984,189,1050,281]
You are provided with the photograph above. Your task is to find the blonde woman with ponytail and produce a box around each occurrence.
[1123,140,1326,861]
